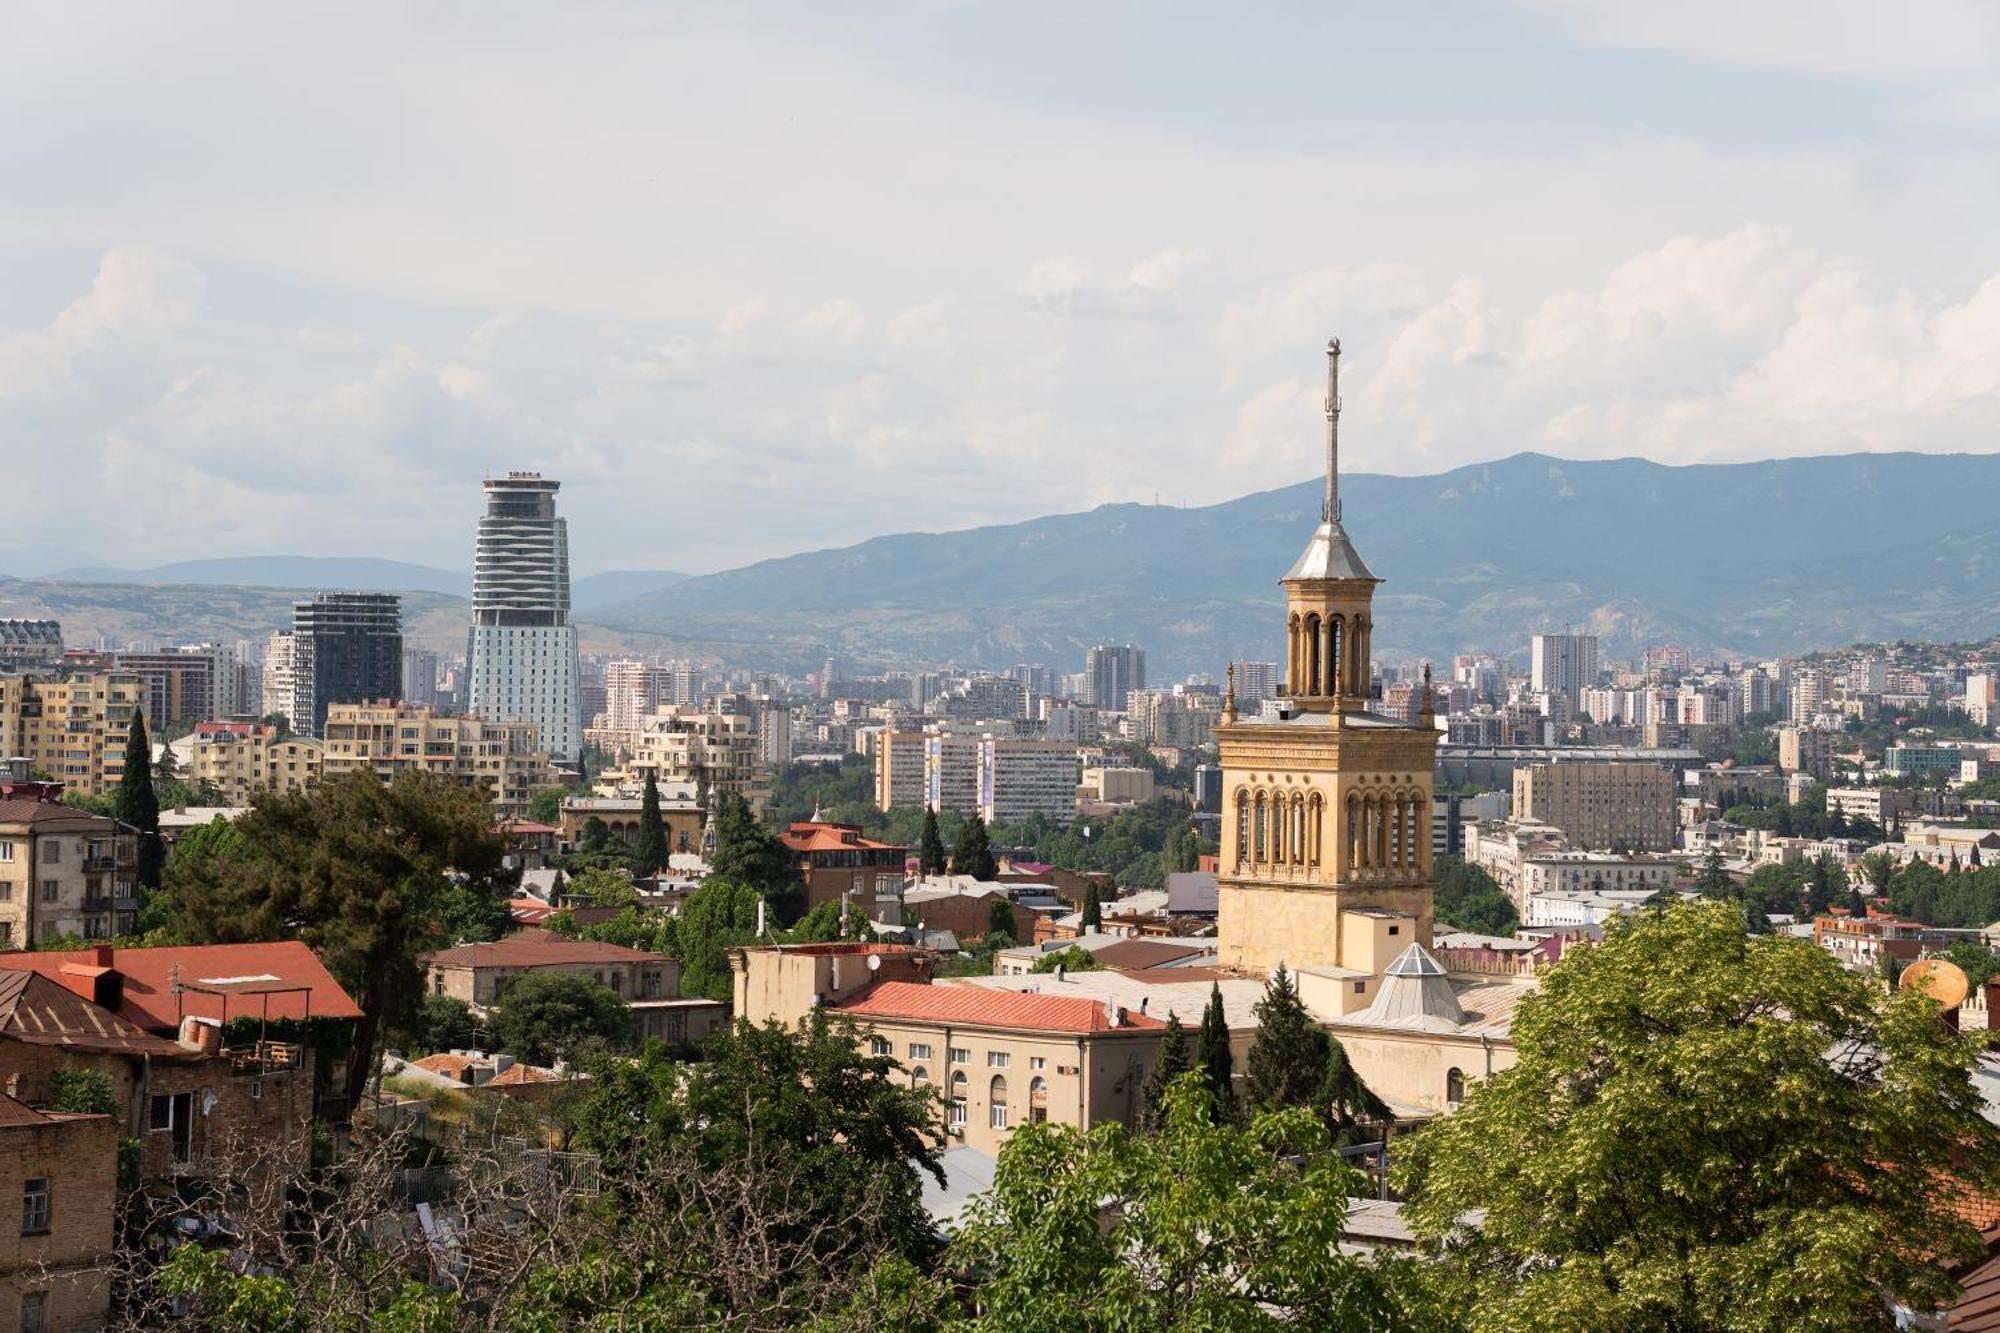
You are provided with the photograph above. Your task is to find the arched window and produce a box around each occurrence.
[1308,793,1324,867]
[1287,614,1302,694]
[1029,1076,1048,1124]
[1253,793,1267,863]
[1329,616,1344,696]
[911,1066,929,1088]
[1346,794,1361,871]
[1446,1067,1466,1106]
[1304,613,1322,695]
[1234,790,1250,868]
[1291,794,1306,866]
[949,1071,968,1129]
[990,1076,1010,1129]
[1389,793,1404,869]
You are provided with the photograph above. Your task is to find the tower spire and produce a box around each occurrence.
[1323,336,1341,525]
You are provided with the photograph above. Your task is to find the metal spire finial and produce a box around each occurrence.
[1324,337,1342,525]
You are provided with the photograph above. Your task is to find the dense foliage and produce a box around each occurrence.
[1433,857,1518,936]
[1396,900,2000,1331]
[490,972,632,1066]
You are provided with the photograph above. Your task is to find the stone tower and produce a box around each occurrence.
[1215,339,1441,977]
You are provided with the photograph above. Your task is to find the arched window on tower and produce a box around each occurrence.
[1292,793,1306,866]
[1329,616,1344,696]
[1253,792,1267,863]
[1304,613,1322,695]
[1308,793,1324,867]
[1446,1067,1466,1106]
[1234,790,1250,868]
[1346,793,1361,871]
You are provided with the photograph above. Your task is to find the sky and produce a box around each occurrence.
[4,0,2000,576]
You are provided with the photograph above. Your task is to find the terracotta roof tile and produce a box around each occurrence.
[411,1053,476,1076]
[487,1063,562,1086]
[0,800,120,827]
[835,980,1164,1034]
[0,942,364,1032]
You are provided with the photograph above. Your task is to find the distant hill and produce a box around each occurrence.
[572,569,690,613]
[46,556,472,598]
[587,451,2000,678]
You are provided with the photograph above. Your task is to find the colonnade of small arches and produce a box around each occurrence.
[1232,783,1428,877]
[1287,610,1371,699]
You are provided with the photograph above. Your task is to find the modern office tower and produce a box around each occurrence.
[466,473,581,761]
[290,593,403,736]
[1084,644,1146,713]
[1529,633,1599,705]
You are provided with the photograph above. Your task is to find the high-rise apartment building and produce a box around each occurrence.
[466,473,581,761]
[261,631,304,730]
[115,643,243,731]
[1530,634,1599,705]
[1790,668,1831,724]
[0,672,147,797]
[286,593,403,737]
[1967,673,1998,728]
[1511,761,1675,852]
[188,721,323,806]
[604,659,669,732]
[978,736,1079,825]
[1237,661,1282,704]
[401,649,441,711]
[874,730,927,810]
[1084,644,1145,713]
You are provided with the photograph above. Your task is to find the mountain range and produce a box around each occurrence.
[5,452,1997,677]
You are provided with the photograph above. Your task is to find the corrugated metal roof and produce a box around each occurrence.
[837,980,1163,1034]
[425,934,668,969]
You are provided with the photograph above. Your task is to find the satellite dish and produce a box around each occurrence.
[1900,957,1970,1009]
[867,954,881,973]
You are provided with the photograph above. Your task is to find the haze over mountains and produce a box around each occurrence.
[6,452,1997,677]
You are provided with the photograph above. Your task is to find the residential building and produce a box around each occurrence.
[188,721,323,807]
[466,473,582,761]
[1082,766,1155,806]
[1511,760,1676,852]
[289,593,403,737]
[873,730,927,811]
[0,672,146,798]
[115,643,242,730]
[560,788,703,858]
[1887,744,1962,779]
[1237,661,1282,705]
[260,630,305,731]
[1790,668,1831,724]
[1777,725,1834,779]
[780,819,908,918]
[603,659,669,732]
[401,649,440,710]
[1813,913,1979,973]
[0,795,138,944]
[319,701,559,817]
[1530,633,1599,706]
[615,709,767,811]
[1968,673,1998,728]
[423,934,727,1047]
[978,737,1079,825]
[0,622,62,674]
[923,732,982,817]
[1084,645,1145,714]
[0,1091,117,1331]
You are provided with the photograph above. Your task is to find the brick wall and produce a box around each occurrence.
[0,1115,117,1332]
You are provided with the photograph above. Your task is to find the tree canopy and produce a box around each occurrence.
[490,971,631,1067]
[116,709,165,892]
[949,813,998,880]
[1395,899,2000,1332]
[709,792,804,924]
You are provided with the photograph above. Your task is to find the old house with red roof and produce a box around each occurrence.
[0,794,140,946]
[732,941,1169,1156]
[424,934,728,1048]
[779,819,908,921]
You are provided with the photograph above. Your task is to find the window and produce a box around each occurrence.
[40,842,57,865]
[907,1042,933,1061]
[38,882,56,904]
[986,1051,1010,1068]
[0,844,12,862]
[1354,981,1367,995]
[21,1179,48,1234]
[869,1036,893,1057]
[1029,1076,1048,1124]
[1028,1056,1046,1071]
[910,1066,929,1088]
[948,1047,970,1065]
[1446,1067,1466,1106]
[0,884,11,902]
[948,1072,967,1128]
[989,1076,1009,1129]
[19,1292,45,1333]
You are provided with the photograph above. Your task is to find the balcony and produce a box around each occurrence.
[224,1041,303,1077]
[83,856,116,872]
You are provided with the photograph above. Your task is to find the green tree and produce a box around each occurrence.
[1697,846,1732,896]
[1138,1010,1190,1129]
[661,877,764,1001]
[634,770,668,875]
[49,1068,117,1115]
[574,1011,945,1263]
[919,806,947,876]
[1434,856,1518,936]
[116,709,165,892]
[1244,964,1328,1116]
[987,895,1016,940]
[950,812,998,880]
[1320,1035,1390,1147]
[951,1075,1410,1329]
[1080,881,1103,931]
[1194,981,1235,1122]
[390,993,480,1058]
[709,792,804,923]
[490,971,631,1066]
[1028,945,1101,975]
[527,786,565,826]
[161,769,514,1107]
[1863,850,1896,896]
[579,815,613,856]
[567,865,639,908]
[1396,899,2000,1332]
[787,897,865,944]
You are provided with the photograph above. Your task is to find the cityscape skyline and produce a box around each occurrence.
[9,4,2000,573]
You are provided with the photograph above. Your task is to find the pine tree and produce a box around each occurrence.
[919,806,947,876]
[1194,982,1234,1123]
[987,895,1016,941]
[1138,1011,1191,1130]
[1081,881,1103,931]
[1320,1033,1390,1146]
[634,770,668,874]
[950,813,998,880]
[1245,964,1330,1114]
[115,711,164,891]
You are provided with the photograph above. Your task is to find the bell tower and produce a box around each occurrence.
[1215,339,1440,983]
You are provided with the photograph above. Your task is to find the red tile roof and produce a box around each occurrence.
[835,980,1164,1034]
[0,800,120,828]
[508,899,557,925]
[411,1053,476,1077]
[487,1062,562,1086]
[781,822,906,854]
[0,942,364,1033]
[425,935,668,969]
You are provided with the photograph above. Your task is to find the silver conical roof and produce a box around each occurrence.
[1285,520,1377,582]
[1352,943,1467,1029]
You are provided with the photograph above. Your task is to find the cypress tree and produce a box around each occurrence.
[1320,1033,1390,1146]
[115,711,164,891]
[1081,881,1102,931]
[1245,964,1330,1114]
[1139,1010,1191,1130]
[1194,982,1234,1123]
[919,806,947,876]
[950,813,998,880]
[987,895,1016,941]
[634,770,668,874]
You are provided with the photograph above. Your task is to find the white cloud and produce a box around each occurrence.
[1019,247,1203,320]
